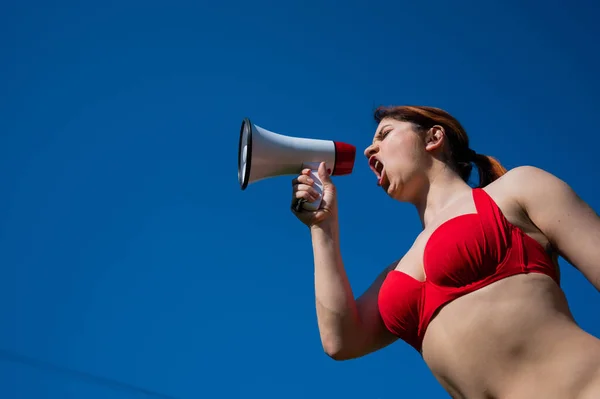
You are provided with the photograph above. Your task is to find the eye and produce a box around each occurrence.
[380,129,391,139]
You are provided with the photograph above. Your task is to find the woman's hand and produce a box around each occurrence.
[291,162,337,227]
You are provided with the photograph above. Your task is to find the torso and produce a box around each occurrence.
[382,173,600,398]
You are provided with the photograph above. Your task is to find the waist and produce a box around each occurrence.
[421,273,600,398]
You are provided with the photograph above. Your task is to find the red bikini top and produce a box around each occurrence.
[377,188,560,353]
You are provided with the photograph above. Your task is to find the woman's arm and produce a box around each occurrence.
[509,166,600,291]
[311,216,398,360]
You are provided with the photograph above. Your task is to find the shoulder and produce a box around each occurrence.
[482,165,574,236]
[496,165,556,187]
[481,166,559,245]
[490,165,578,223]
[483,165,556,210]
[491,165,566,204]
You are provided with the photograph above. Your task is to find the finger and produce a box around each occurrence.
[293,185,320,199]
[291,175,314,187]
[299,174,314,184]
[292,182,317,192]
[318,162,332,183]
[295,189,318,202]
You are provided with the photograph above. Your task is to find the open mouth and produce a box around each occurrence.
[368,156,385,185]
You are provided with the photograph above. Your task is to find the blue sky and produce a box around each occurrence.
[1,0,599,397]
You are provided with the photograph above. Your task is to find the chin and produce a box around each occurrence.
[382,181,397,198]
[385,182,409,202]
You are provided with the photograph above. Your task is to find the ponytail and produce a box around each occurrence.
[472,152,507,188]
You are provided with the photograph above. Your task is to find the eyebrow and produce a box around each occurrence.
[373,124,392,143]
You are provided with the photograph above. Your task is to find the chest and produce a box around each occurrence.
[393,190,549,283]
[396,213,506,285]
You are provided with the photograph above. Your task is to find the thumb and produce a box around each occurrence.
[317,162,332,184]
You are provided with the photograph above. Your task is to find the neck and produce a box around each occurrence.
[411,166,472,229]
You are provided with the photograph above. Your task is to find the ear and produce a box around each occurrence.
[424,125,445,152]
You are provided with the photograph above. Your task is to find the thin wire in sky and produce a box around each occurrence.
[0,348,179,399]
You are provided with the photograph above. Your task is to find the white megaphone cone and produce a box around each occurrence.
[238,118,356,211]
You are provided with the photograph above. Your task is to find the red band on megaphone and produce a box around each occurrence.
[333,141,356,175]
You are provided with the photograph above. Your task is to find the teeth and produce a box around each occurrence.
[370,157,383,180]
[374,160,383,174]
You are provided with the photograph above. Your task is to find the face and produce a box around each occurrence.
[364,118,439,201]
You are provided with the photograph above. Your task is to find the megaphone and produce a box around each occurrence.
[238,118,356,211]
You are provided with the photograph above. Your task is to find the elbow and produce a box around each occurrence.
[322,339,354,361]
[324,347,350,361]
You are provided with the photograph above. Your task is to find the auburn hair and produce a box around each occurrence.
[373,105,507,188]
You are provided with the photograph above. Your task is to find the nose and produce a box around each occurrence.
[364,143,378,159]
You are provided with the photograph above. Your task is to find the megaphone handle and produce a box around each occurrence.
[301,162,323,211]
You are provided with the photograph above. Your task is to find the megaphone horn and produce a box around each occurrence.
[238,118,356,211]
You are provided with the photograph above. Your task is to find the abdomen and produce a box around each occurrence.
[421,273,599,398]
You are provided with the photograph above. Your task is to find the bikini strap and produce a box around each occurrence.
[472,188,512,262]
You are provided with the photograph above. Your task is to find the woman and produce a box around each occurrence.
[290,105,600,399]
